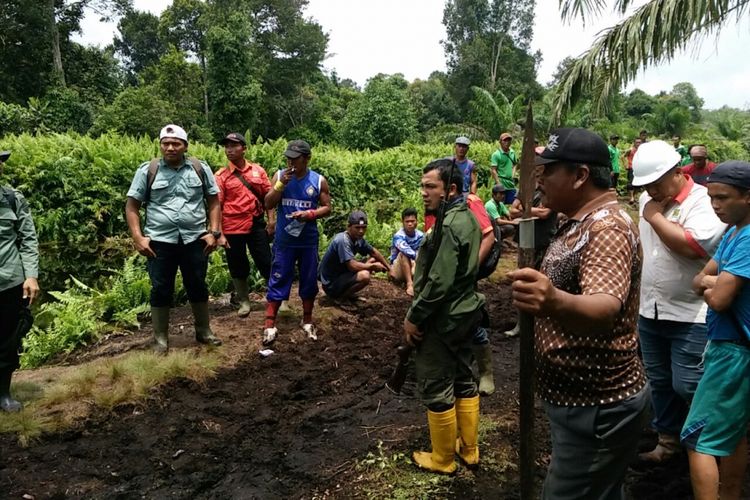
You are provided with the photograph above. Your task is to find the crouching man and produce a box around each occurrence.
[405,158,485,474]
[319,210,390,300]
[388,207,424,296]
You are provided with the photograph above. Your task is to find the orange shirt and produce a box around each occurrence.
[215,160,271,234]
[423,194,493,235]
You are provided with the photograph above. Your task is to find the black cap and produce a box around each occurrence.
[535,128,610,168]
[348,210,368,226]
[284,140,312,159]
[610,134,620,140]
[0,151,9,162]
[219,132,246,146]
[707,160,750,190]
[492,184,506,194]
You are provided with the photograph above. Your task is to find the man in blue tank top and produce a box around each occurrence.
[263,140,331,345]
[454,136,477,194]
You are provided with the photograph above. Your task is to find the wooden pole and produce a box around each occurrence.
[517,103,537,500]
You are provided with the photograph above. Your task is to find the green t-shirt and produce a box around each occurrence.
[485,199,510,221]
[676,145,691,166]
[490,149,518,189]
[608,144,621,174]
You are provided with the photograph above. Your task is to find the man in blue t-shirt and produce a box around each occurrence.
[683,160,750,500]
[319,210,390,300]
[388,207,424,296]
[454,136,477,194]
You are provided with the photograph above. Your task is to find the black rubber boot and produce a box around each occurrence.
[0,370,22,413]
[192,302,222,346]
[151,306,170,354]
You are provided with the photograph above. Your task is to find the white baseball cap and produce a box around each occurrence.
[632,140,682,186]
[159,124,188,143]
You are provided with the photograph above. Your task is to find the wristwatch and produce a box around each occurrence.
[210,230,222,238]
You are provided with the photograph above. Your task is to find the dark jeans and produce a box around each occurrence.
[225,218,272,281]
[147,239,209,307]
[638,315,707,435]
[0,285,23,372]
[543,387,649,500]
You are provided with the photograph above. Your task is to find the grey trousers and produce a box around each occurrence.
[542,387,650,500]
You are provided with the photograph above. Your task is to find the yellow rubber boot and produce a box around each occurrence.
[413,407,458,474]
[455,395,480,466]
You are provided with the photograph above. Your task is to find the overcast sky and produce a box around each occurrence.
[74,0,750,109]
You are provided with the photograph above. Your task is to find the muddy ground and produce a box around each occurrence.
[0,278,746,499]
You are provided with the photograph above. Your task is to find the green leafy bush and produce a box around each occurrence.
[0,101,31,136]
[21,277,104,368]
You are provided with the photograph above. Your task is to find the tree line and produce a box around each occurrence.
[0,0,749,156]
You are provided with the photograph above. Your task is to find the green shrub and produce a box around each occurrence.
[0,101,31,136]
[21,277,103,368]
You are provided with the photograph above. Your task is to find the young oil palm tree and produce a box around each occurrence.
[469,86,526,138]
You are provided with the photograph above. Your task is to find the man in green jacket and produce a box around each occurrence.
[404,158,485,474]
[0,151,40,412]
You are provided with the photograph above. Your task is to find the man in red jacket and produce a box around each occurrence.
[215,132,274,317]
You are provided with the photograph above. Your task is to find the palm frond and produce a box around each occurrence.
[471,86,502,118]
[495,90,511,108]
[552,0,750,124]
[559,0,609,24]
[470,86,503,134]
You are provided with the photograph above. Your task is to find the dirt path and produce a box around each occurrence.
[0,278,745,499]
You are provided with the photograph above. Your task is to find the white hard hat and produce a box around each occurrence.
[632,140,682,186]
[159,124,188,143]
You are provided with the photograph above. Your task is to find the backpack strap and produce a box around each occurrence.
[231,167,262,204]
[188,156,209,198]
[143,158,160,204]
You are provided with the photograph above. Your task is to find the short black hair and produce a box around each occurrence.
[563,162,611,190]
[640,129,648,135]
[401,207,418,220]
[423,158,464,195]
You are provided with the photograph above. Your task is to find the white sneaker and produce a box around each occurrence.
[262,327,277,346]
[302,323,317,341]
[504,324,520,337]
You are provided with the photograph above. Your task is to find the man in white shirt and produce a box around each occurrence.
[632,140,726,463]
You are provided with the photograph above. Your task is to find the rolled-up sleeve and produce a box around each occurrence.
[682,197,726,257]
[202,163,220,196]
[126,163,149,202]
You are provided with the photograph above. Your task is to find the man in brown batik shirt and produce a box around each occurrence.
[509,128,648,500]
